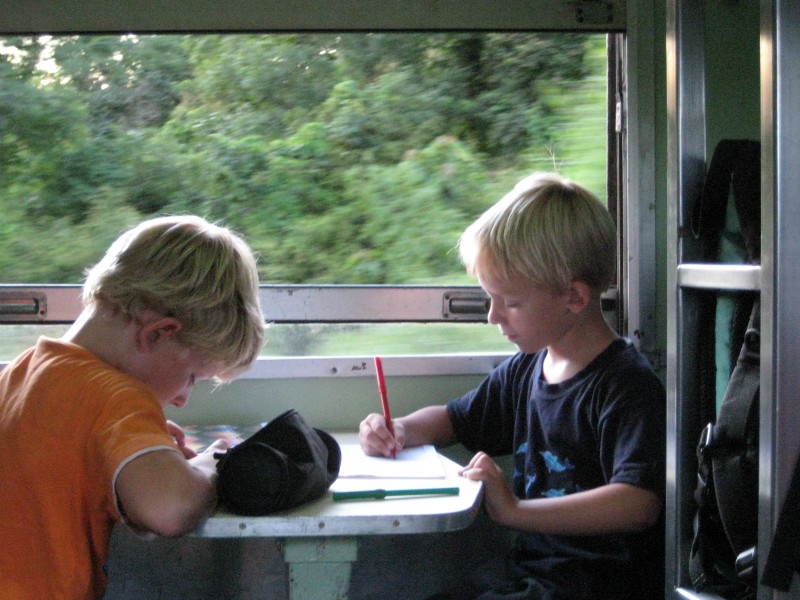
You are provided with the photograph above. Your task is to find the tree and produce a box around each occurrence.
[0,31,607,284]
[52,35,190,133]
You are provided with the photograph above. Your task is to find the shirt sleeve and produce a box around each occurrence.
[447,352,531,456]
[90,386,180,520]
[598,361,666,494]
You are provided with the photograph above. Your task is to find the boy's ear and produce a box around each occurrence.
[137,317,182,351]
[565,281,592,313]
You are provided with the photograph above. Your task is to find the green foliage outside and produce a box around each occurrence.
[0,32,607,286]
[0,32,607,357]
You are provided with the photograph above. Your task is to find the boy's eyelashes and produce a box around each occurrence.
[490,298,520,308]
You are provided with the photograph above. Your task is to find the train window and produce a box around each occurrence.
[0,30,615,361]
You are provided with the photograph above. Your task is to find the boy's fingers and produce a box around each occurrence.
[205,439,231,453]
[359,414,394,456]
[359,413,409,457]
[177,445,197,460]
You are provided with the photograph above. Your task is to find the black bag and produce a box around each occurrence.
[689,140,762,599]
[691,139,761,265]
[691,139,761,429]
[689,300,760,599]
[214,409,341,515]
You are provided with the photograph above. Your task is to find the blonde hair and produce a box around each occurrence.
[83,215,266,381]
[459,172,616,293]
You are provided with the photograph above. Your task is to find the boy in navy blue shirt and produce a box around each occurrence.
[360,173,665,599]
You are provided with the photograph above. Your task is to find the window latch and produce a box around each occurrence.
[442,291,489,321]
[0,293,47,321]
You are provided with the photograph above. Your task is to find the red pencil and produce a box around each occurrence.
[374,356,396,458]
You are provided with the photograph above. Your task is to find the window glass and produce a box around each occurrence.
[0,32,608,358]
[0,322,516,362]
[0,32,607,286]
[264,323,516,356]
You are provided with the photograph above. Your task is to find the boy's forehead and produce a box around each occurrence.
[477,269,537,295]
[478,265,569,298]
[189,351,225,378]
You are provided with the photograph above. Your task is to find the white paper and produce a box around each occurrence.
[336,443,447,478]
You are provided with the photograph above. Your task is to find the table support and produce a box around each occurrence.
[282,536,359,600]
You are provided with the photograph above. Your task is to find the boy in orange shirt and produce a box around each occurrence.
[0,215,266,599]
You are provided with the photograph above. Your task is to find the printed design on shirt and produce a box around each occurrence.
[515,444,578,498]
[514,441,534,496]
[525,477,538,497]
[514,441,530,474]
[539,450,574,473]
[517,441,529,458]
[538,450,575,498]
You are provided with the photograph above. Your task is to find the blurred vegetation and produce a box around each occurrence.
[0,32,608,286]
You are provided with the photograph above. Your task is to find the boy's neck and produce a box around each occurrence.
[542,315,618,384]
[62,306,133,373]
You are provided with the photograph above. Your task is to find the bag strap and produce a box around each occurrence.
[712,299,760,567]
[692,140,761,432]
[691,139,761,264]
[714,299,760,446]
[690,300,761,595]
[690,140,761,597]
[690,422,740,591]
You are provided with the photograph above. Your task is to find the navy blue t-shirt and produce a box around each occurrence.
[447,338,666,598]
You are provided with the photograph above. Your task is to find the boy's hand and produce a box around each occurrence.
[188,439,230,480]
[359,412,405,457]
[166,420,196,459]
[459,451,518,525]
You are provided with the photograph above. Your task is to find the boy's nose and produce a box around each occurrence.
[171,393,189,409]
[487,303,504,325]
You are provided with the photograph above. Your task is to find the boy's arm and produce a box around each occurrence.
[359,404,456,457]
[461,451,662,535]
[114,441,225,538]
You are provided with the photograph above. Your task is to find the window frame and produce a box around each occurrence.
[0,1,627,34]
[0,0,659,377]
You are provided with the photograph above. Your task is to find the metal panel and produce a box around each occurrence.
[0,284,492,324]
[0,0,627,34]
[675,591,727,600]
[623,1,661,368]
[668,1,800,599]
[242,353,507,379]
[760,1,800,598]
[0,284,622,325]
[260,285,489,323]
[677,264,761,291]
[665,0,708,595]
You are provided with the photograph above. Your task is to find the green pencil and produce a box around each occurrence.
[332,487,460,501]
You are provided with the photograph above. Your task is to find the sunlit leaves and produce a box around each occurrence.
[0,32,607,285]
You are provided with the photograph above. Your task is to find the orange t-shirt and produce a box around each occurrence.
[0,337,178,600]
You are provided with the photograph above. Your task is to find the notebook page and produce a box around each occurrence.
[337,443,447,478]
